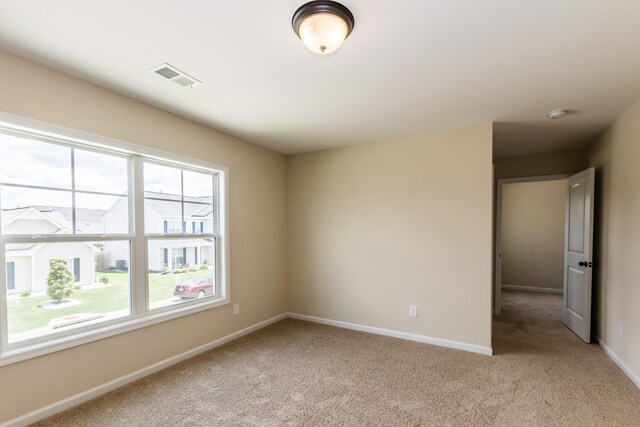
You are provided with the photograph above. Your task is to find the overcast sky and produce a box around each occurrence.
[0,134,213,211]
[143,162,213,199]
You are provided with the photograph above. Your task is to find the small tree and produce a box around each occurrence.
[47,258,75,303]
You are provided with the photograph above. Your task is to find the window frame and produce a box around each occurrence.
[0,112,230,366]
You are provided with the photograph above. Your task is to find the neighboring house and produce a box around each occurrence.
[2,207,99,294]
[102,191,214,272]
[2,191,214,293]
[50,206,106,235]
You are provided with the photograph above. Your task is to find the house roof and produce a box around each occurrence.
[2,193,212,232]
[1,208,24,224]
[143,191,213,219]
[32,206,107,221]
[144,191,211,204]
[2,206,106,222]
[156,238,214,249]
[143,199,212,219]
[1,206,71,231]
[6,241,101,257]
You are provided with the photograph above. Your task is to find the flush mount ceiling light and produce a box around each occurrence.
[547,109,568,120]
[292,1,355,55]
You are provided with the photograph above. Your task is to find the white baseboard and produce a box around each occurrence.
[599,340,640,390]
[3,311,494,426]
[9,310,636,427]
[1,313,288,427]
[287,312,493,356]
[501,284,563,294]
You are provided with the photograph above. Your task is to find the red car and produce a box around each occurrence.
[173,277,214,299]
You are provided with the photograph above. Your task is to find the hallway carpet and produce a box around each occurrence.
[35,291,640,426]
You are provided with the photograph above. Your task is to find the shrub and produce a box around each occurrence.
[46,258,74,303]
[74,285,82,291]
[188,265,198,272]
[173,268,188,274]
[100,276,109,284]
[162,264,169,274]
[199,264,209,270]
[19,291,31,298]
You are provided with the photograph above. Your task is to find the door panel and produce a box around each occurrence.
[568,184,586,253]
[563,168,595,343]
[566,267,583,316]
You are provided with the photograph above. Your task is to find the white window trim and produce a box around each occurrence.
[0,111,230,367]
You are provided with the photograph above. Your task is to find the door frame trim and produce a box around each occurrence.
[494,174,570,315]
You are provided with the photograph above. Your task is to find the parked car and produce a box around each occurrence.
[173,277,214,299]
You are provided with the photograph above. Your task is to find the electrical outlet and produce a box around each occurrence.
[233,303,240,316]
[409,305,418,317]
[617,322,623,337]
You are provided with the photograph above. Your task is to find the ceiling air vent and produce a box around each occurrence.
[151,63,202,88]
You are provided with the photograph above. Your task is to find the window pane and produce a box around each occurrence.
[148,238,216,310]
[144,199,182,234]
[0,134,71,190]
[76,193,128,234]
[143,164,215,236]
[6,241,131,343]
[183,170,213,203]
[185,203,214,233]
[74,149,128,195]
[144,162,181,197]
[1,187,73,235]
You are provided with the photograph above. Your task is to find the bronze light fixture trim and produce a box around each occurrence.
[292,1,355,55]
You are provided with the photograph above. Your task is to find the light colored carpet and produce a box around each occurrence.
[35,290,640,426]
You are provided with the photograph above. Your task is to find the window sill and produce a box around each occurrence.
[0,296,229,367]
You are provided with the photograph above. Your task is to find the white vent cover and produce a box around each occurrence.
[151,63,202,87]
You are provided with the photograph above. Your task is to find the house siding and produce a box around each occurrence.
[32,243,95,291]
[3,218,59,235]
[74,219,104,235]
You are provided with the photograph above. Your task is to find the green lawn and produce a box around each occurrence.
[7,269,212,335]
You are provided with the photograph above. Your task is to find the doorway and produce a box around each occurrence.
[494,175,569,315]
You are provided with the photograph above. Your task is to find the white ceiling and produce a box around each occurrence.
[1,1,640,157]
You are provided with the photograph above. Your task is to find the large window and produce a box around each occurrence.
[0,115,228,361]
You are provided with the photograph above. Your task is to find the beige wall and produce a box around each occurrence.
[501,181,565,290]
[588,99,640,383]
[0,50,288,423]
[287,124,494,349]
[494,148,588,180]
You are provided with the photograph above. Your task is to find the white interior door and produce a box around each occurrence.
[563,167,595,343]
